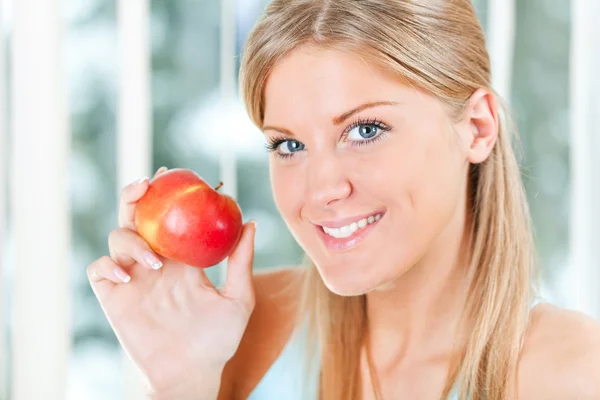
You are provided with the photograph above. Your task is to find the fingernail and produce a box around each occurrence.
[134,177,149,185]
[143,251,163,270]
[250,220,257,230]
[113,267,131,283]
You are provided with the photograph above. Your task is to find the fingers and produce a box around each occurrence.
[88,256,130,285]
[118,167,168,230]
[89,226,164,293]
[108,227,164,271]
[222,221,257,310]
[118,177,150,230]
[153,166,168,179]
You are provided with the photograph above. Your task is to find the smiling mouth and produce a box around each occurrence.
[319,212,384,239]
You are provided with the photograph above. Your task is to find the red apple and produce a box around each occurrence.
[134,168,243,268]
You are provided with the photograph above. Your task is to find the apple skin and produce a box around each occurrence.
[134,168,243,268]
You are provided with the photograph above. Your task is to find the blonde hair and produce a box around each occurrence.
[239,1,538,399]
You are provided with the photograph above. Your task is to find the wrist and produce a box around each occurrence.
[147,369,223,400]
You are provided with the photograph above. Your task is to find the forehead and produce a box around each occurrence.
[263,45,410,124]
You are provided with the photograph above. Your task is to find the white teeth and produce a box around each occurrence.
[322,213,383,239]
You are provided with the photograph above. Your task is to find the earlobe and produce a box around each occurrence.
[466,89,499,164]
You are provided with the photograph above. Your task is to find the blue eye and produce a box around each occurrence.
[278,140,305,154]
[265,137,305,159]
[343,119,391,145]
[265,118,391,160]
[347,124,380,141]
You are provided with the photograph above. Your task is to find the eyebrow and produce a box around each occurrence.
[262,100,399,136]
[331,100,399,125]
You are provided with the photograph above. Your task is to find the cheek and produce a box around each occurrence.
[400,136,466,244]
[367,128,465,233]
[420,133,467,208]
[357,135,428,203]
[269,162,304,220]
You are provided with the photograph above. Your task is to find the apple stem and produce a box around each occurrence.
[214,182,224,191]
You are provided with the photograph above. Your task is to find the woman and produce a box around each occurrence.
[88,1,600,399]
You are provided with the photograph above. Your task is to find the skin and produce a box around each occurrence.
[227,45,600,399]
[89,45,600,400]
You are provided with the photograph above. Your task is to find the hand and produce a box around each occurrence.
[88,167,257,398]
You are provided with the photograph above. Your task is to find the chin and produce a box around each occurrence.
[315,261,386,297]
[313,254,415,296]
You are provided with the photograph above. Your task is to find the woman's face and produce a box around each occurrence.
[262,45,495,296]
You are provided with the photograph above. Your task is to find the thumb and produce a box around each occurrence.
[222,220,256,307]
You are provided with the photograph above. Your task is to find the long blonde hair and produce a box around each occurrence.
[239,1,538,399]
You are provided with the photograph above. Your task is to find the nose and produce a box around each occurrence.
[306,152,352,207]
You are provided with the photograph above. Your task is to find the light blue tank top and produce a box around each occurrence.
[248,298,543,399]
[247,324,320,400]
[247,323,460,400]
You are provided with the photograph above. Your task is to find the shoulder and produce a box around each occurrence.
[218,265,306,400]
[518,302,600,399]
[244,265,306,343]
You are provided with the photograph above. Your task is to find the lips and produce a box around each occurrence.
[321,212,383,238]
[314,211,385,252]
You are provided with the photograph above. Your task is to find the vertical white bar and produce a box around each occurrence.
[570,0,600,320]
[10,0,71,398]
[486,0,516,101]
[117,0,152,398]
[0,0,6,396]
[117,0,152,187]
[219,0,238,284]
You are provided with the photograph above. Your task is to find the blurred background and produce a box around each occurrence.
[0,0,598,399]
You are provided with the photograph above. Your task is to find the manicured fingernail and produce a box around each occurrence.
[113,267,131,283]
[134,177,149,185]
[143,251,163,270]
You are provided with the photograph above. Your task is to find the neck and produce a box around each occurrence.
[365,205,474,370]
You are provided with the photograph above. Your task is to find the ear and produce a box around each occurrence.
[460,88,499,164]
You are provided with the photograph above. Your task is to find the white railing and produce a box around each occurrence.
[0,1,6,397]
[117,0,152,398]
[569,0,600,320]
[487,0,516,101]
[218,0,239,285]
[10,0,70,399]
